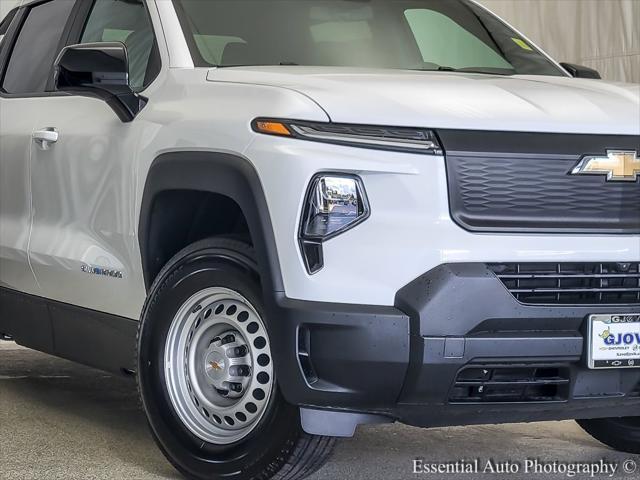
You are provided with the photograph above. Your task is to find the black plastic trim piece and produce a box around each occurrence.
[0,4,27,91]
[54,42,148,123]
[560,62,601,79]
[0,286,137,375]
[269,293,410,410]
[438,129,639,156]
[396,263,640,339]
[139,151,284,294]
[299,240,324,275]
[46,0,89,92]
[393,263,640,416]
[0,286,54,354]
[0,7,17,36]
[57,0,161,94]
[397,396,640,429]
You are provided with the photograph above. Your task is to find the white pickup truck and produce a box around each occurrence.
[1,1,639,479]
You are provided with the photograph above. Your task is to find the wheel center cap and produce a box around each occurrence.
[205,351,227,381]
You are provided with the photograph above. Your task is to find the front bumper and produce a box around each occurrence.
[268,263,640,428]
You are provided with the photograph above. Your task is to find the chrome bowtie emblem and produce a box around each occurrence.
[572,150,640,182]
[210,361,223,371]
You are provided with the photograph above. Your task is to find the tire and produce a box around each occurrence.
[577,417,640,454]
[137,238,335,480]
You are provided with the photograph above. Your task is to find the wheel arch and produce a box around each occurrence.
[138,151,284,295]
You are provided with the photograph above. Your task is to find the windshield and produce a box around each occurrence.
[172,0,564,76]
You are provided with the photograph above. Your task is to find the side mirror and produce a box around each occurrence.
[560,62,601,80]
[54,42,147,122]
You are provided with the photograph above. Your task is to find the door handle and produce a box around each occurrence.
[33,128,59,150]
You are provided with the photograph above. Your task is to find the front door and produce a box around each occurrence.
[28,0,160,319]
[0,1,76,296]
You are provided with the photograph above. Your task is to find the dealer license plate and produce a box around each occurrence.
[588,314,640,369]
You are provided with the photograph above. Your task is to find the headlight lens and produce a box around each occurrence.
[299,175,370,274]
[302,176,369,239]
[252,118,442,155]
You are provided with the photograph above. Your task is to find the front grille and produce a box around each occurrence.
[439,130,640,234]
[450,365,570,403]
[489,263,640,305]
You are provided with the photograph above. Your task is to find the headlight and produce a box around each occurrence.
[252,118,442,155]
[299,175,370,274]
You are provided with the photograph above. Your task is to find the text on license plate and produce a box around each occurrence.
[588,314,640,369]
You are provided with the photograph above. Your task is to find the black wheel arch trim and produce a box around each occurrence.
[138,151,284,295]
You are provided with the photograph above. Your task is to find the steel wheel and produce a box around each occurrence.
[164,287,274,445]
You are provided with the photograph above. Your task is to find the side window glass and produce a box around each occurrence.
[2,1,76,95]
[81,0,158,92]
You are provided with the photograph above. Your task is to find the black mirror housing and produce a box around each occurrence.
[54,42,147,122]
[560,62,602,79]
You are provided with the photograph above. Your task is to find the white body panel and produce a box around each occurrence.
[207,67,640,135]
[0,1,638,320]
[0,97,40,294]
[28,95,149,318]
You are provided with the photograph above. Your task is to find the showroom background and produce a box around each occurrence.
[482,0,639,83]
[0,0,638,83]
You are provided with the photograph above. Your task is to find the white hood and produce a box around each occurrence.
[207,66,640,135]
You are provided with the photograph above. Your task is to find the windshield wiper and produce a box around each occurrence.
[215,61,300,68]
[412,65,514,76]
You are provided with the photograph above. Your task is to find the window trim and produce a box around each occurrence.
[0,7,18,36]
[0,5,28,95]
[0,7,21,78]
[0,0,162,99]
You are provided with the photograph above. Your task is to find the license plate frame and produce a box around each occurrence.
[588,314,640,369]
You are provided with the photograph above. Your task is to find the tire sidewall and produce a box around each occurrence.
[578,417,640,454]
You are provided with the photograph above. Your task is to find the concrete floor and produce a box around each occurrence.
[1,341,639,480]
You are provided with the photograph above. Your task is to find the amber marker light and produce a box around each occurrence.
[253,120,292,136]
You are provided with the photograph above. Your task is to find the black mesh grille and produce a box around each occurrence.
[450,365,570,403]
[489,263,640,305]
